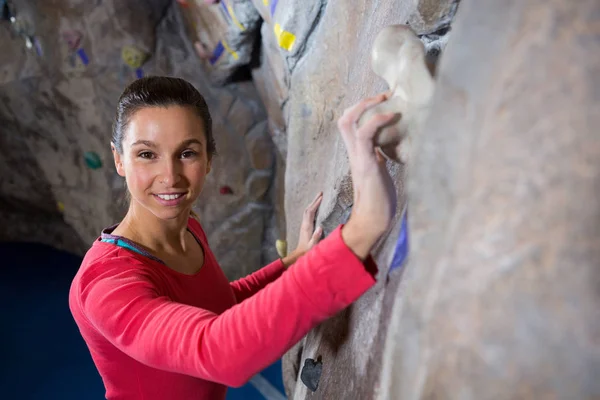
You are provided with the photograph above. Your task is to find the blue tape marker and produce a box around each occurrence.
[209,41,225,65]
[220,0,231,21]
[389,210,409,272]
[76,48,89,65]
[269,0,279,16]
[135,68,144,79]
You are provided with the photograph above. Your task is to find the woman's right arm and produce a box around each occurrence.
[80,224,377,388]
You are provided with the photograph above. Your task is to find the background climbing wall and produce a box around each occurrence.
[0,0,278,279]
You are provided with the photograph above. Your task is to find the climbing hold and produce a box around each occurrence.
[121,45,148,69]
[219,185,233,195]
[76,48,89,65]
[62,30,82,51]
[389,210,409,272]
[269,0,279,16]
[273,23,296,51]
[84,151,102,170]
[300,358,322,392]
[275,239,287,258]
[32,36,43,56]
[57,201,65,213]
[209,40,238,64]
[175,0,189,7]
[209,41,225,65]
[135,68,144,79]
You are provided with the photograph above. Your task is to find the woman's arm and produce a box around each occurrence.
[80,225,377,388]
[229,193,324,303]
[229,258,285,303]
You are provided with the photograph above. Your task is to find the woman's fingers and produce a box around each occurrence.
[309,226,323,246]
[301,192,323,231]
[337,93,389,138]
[356,112,398,141]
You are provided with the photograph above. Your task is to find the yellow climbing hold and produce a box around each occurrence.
[262,0,269,5]
[57,201,65,213]
[121,45,148,69]
[221,39,239,60]
[276,239,288,258]
[274,23,296,51]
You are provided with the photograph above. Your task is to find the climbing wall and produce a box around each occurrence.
[378,0,600,398]
[0,0,278,279]
[265,0,458,398]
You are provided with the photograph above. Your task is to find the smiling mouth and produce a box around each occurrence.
[155,193,185,201]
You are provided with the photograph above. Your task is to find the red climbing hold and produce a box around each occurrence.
[219,186,233,195]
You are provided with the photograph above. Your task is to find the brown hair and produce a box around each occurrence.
[112,76,217,158]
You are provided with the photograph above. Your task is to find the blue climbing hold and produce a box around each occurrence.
[84,151,102,170]
[389,210,409,272]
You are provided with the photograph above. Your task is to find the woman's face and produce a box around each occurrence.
[112,105,211,221]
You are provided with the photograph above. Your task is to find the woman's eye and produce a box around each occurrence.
[181,150,197,159]
[138,151,154,159]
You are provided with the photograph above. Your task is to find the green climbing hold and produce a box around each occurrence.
[84,151,102,169]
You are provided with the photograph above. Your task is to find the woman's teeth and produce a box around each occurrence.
[157,194,184,200]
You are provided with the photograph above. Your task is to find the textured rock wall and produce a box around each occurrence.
[378,0,600,398]
[269,1,458,398]
[0,0,277,279]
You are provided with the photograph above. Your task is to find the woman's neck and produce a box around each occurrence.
[114,204,191,254]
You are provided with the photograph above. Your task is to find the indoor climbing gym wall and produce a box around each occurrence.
[1,0,599,399]
[0,0,278,279]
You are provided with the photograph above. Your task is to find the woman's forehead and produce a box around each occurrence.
[125,106,206,146]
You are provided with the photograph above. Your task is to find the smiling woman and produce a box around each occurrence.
[69,76,398,400]
[112,106,211,221]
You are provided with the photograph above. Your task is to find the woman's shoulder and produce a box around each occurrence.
[73,242,155,292]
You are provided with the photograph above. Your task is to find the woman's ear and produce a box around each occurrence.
[111,143,126,177]
[206,157,212,175]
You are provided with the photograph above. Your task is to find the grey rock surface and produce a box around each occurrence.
[378,0,600,398]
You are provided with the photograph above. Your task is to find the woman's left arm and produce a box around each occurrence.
[230,193,323,303]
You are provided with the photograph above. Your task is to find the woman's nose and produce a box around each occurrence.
[158,159,182,186]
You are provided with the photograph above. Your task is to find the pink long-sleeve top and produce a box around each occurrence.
[69,217,377,399]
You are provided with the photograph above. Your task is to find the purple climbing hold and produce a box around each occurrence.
[389,210,409,272]
[76,48,89,65]
[210,42,225,65]
[270,0,279,16]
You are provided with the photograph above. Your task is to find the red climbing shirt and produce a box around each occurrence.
[69,217,377,400]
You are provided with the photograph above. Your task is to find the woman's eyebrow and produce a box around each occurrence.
[180,139,203,147]
[131,140,156,148]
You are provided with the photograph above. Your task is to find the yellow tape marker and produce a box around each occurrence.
[221,39,239,60]
[57,201,65,213]
[226,2,246,31]
[274,23,296,51]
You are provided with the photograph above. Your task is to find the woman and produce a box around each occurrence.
[69,76,397,399]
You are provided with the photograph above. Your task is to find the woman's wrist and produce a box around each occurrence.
[281,250,303,269]
[341,216,385,260]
